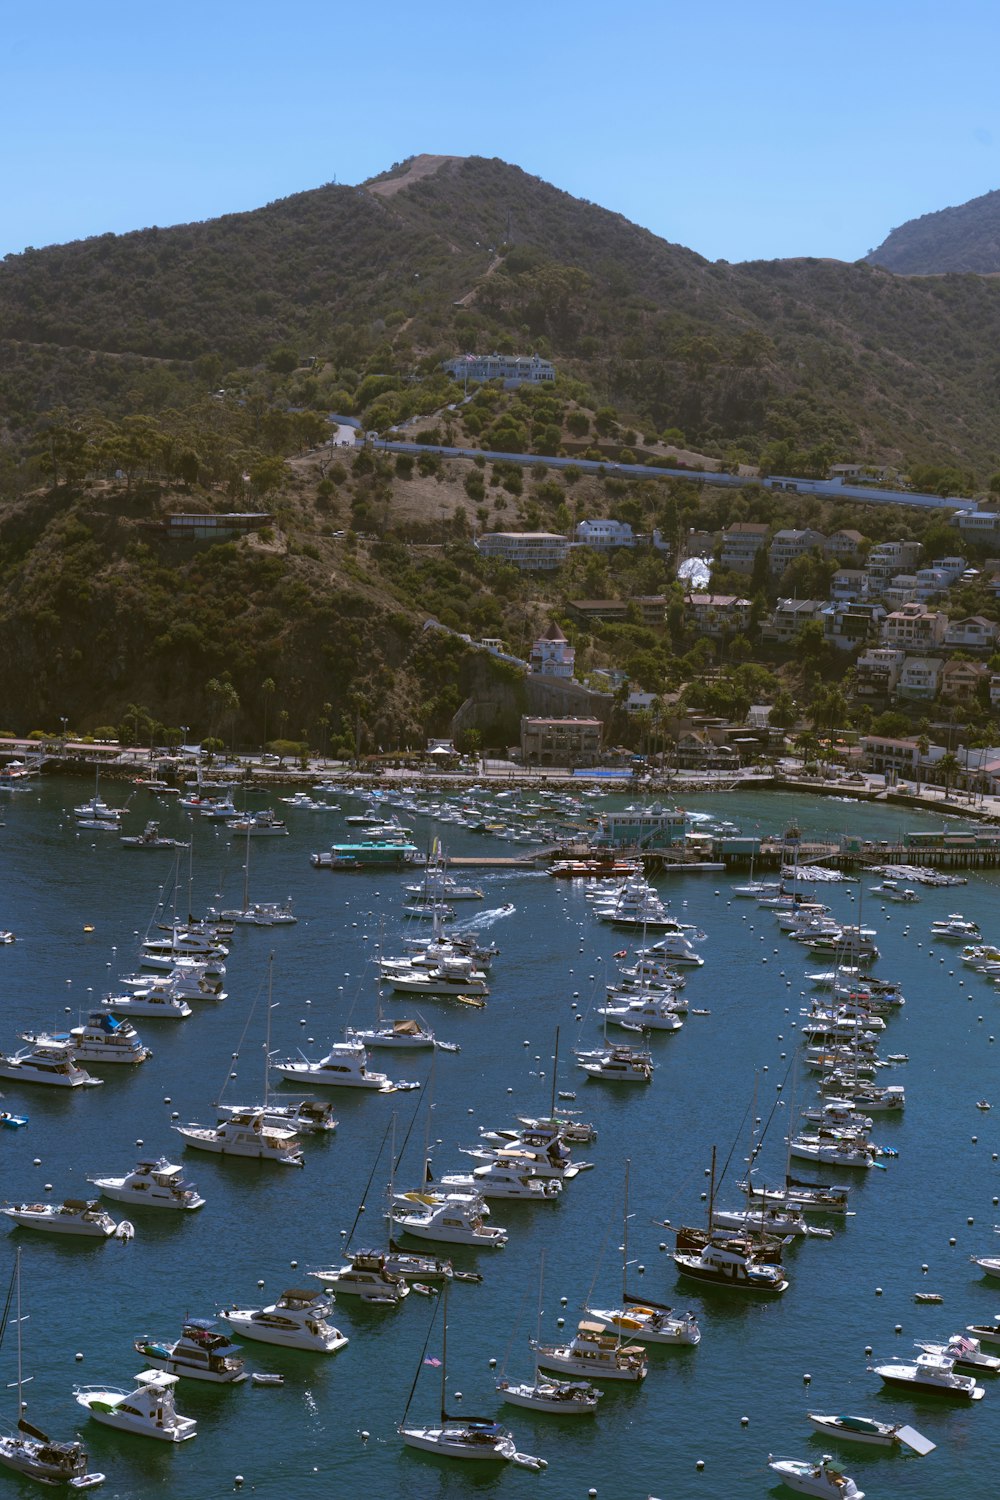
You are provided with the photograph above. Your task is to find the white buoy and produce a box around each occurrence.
[75,1352,83,1361]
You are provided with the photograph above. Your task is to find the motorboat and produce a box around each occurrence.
[404,872,484,902]
[673,1232,788,1294]
[75,1371,196,1441]
[464,1139,584,1182]
[380,957,489,996]
[767,1455,864,1498]
[271,1040,417,1091]
[389,1195,507,1247]
[73,793,121,824]
[134,1320,247,1382]
[0,1107,28,1129]
[806,1412,934,1452]
[931,914,982,941]
[345,1017,459,1052]
[576,1043,653,1083]
[120,821,187,849]
[972,1256,1000,1279]
[383,1242,455,1282]
[437,1163,563,1201]
[226,810,288,837]
[88,1158,205,1210]
[141,931,228,966]
[104,985,192,1019]
[497,1373,602,1414]
[173,1111,304,1166]
[967,1322,1000,1347]
[65,1012,151,1065]
[711,1203,813,1238]
[211,900,297,927]
[1,1200,125,1238]
[585,1300,700,1345]
[0,1041,102,1088]
[220,1289,348,1352]
[598,994,683,1031]
[915,1335,1000,1372]
[0,1251,106,1489]
[217,1099,338,1135]
[309,1251,410,1304]
[739,1177,851,1216]
[870,1351,985,1399]
[120,964,224,1000]
[533,1321,648,1382]
[787,1133,879,1170]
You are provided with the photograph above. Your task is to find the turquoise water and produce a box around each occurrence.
[1,780,999,1499]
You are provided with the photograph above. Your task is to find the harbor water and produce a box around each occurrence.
[1,778,1000,1499]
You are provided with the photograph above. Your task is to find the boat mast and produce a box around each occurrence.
[707,1145,716,1231]
[241,819,252,916]
[263,953,275,1108]
[439,1280,449,1424]
[621,1158,631,1302]
[549,1026,559,1121]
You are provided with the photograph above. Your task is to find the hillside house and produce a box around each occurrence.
[769,528,827,576]
[476,532,568,570]
[823,529,866,562]
[940,659,989,702]
[574,519,636,550]
[854,647,906,701]
[866,540,923,590]
[881,603,948,650]
[896,657,942,701]
[567,596,667,626]
[762,598,824,643]
[831,569,869,602]
[166,512,272,541]
[443,352,555,387]
[943,616,997,650]
[720,522,769,573]
[883,576,919,607]
[683,594,751,638]
[822,602,886,650]
[914,567,953,601]
[953,510,1000,544]
[530,622,575,679]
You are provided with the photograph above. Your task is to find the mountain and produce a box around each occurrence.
[867,187,1000,275]
[3,154,1000,470]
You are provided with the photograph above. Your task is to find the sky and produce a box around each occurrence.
[3,1,1000,264]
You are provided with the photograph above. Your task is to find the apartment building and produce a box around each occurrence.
[476,532,569,570]
[896,657,942,701]
[768,528,826,576]
[881,603,948,650]
[720,522,769,573]
[854,647,906,701]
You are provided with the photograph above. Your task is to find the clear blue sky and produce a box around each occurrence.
[3,0,1000,264]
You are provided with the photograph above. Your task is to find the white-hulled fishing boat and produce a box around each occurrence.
[271,1039,418,1091]
[1,1200,127,1238]
[220,1289,347,1352]
[88,1158,205,1210]
[870,1351,985,1399]
[436,1163,562,1201]
[104,986,193,1019]
[309,1251,410,1305]
[75,1371,196,1441]
[174,1111,304,1166]
[134,1320,247,1383]
[390,1195,507,1247]
[806,1412,934,1452]
[767,1455,864,1498]
[533,1321,648,1383]
[0,1041,102,1088]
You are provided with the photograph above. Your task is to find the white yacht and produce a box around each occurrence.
[766,1455,864,1499]
[346,1017,458,1052]
[88,1158,205,1210]
[576,1043,654,1083]
[806,1412,934,1452]
[871,1351,985,1399]
[497,1372,601,1414]
[436,1164,562,1201]
[120,821,187,850]
[271,1040,416,1092]
[787,1133,878,1169]
[1,1200,122,1237]
[134,1320,247,1383]
[74,794,121,824]
[0,1041,102,1088]
[931,914,982,941]
[597,995,683,1031]
[533,1321,647,1382]
[380,957,489,996]
[309,1251,410,1304]
[173,1111,304,1166]
[75,1371,196,1441]
[217,1099,338,1135]
[915,1335,1000,1373]
[221,1289,348,1352]
[65,1012,151,1065]
[104,986,192,1020]
[120,965,224,1000]
[226,809,288,837]
[584,1300,700,1345]
[389,1195,507,1247]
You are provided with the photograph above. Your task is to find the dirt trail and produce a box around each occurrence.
[366,154,463,198]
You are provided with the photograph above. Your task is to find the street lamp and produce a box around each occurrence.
[59,716,68,747]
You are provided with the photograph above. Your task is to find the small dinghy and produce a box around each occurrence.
[250,1372,284,1387]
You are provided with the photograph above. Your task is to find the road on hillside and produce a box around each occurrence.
[370,439,972,513]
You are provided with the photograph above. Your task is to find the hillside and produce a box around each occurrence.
[867,187,1000,275]
[4,155,1000,474]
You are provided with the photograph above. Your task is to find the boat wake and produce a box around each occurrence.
[451,905,515,932]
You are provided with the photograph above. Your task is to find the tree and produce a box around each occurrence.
[937,751,960,797]
[915,734,930,792]
[769,690,797,730]
[261,677,276,749]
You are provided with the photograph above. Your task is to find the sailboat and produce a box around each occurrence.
[309,1117,409,1305]
[208,817,296,926]
[399,1284,547,1467]
[0,1249,105,1488]
[587,1161,700,1345]
[672,1146,789,1294]
[497,1251,602,1414]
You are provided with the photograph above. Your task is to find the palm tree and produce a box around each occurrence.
[915,734,930,794]
[937,752,960,799]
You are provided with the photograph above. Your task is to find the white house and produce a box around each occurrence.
[896,657,942,701]
[443,352,555,387]
[943,616,996,650]
[574,519,636,550]
[476,533,569,570]
[881,603,948,650]
[530,622,576,678]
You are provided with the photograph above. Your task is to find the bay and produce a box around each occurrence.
[1,778,999,1498]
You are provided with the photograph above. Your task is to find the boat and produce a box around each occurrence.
[533,1320,648,1382]
[104,984,193,1020]
[310,1250,410,1305]
[120,821,188,850]
[390,1195,507,1248]
[272,1039,417,1091]
[134,1320,247,1383]
[217,1099,338,1136]
[740,1177,851,1216]
[972,1256,1000,1280]
[915,1334,1000,1372]
[178,793,238,818]
[576,1042,654,1083]
[870,1351,985,1399]
[0,1250,106,1488]
[88,1158,205,1211]
[63,1011,151,1065]
[220,1289,348,1352]
[0,1109,28,1129]
[399,1283,546,1468]
[673,1146,789,1294]
[930,914,982,941]
[0,1041,102,1088]
[587,1163,701,1345]
[787,1133,879,1170]
[312,839,419,870]
[1,1200,127,1238]
[226,809,288,837]
[767,1455,864,1498]
[174,1110,304,1166]
[380,955,489,997]
[597,993,683,1032]
[74,1371,196,1442]
[346,1015,459,1053]
[806,1413,935,1452]
[436,1162,563,1201]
